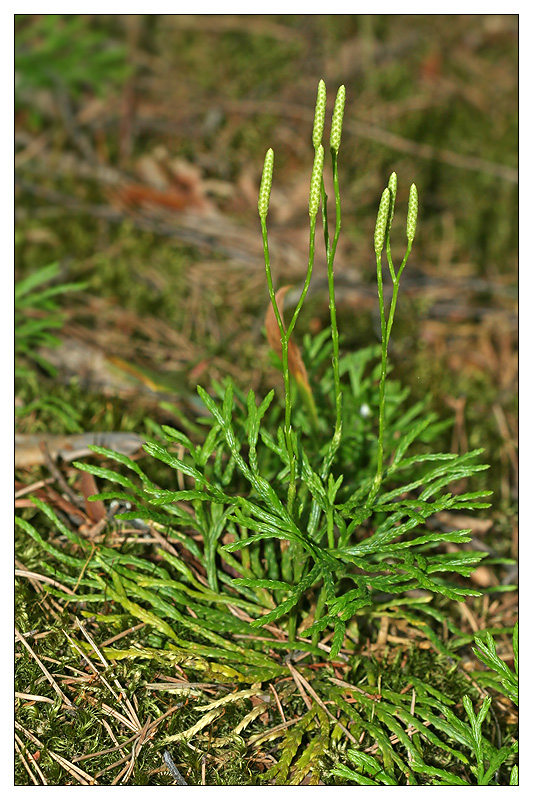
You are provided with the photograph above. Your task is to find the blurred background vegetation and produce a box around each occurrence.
[15,10,517,534]
[15,14,517,784]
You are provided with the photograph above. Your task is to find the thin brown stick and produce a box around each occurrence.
[72,731,139,763]
[72,542,96,593]
[149,523,182,557]
[14,558,62,618]
[94,724,152,784]
[110,760,132,785]
[100,716,128,760]
[72,703,184,766]
[117,717,152,785]
[99,622,146,648]
[269,682,286,724]
[14,477,54,499]
[82,695,140,733]
[247,717,299,747]
[94,752,132,778]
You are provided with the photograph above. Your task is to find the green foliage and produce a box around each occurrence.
[15,15,130,106]
[15,262,86,431]
[328,628,517,786]
[473,622,518,706]
[15,262,85,377]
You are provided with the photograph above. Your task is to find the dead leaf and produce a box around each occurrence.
[79,472,106,524]
[265,286,312,395]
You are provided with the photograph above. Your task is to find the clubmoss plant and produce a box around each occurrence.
[25,82,492,666]
[329,623,518,786]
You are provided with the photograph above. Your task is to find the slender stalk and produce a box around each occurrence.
[286,217,317,340]
[310,154,343,646]
[321,181,330,256]
[260,217,296,514]
[385,244,411,347]
[307,155,343,543]
[261,192,319,642]
[318,155,343,456]
[369,249,388,503]
[325,151,343,454]
[260,219,295,642]
[262,218,296,635]
[369,240,412,504]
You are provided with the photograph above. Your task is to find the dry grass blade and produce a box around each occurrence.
[15,558,64,619]
[93,718,152,783]
[15,722,97,785]
[15,735,41,785]
[15,691,55,705]
[100,716,128,761]
[99,622,147,648]
[20,740,48,786]
[14,477,54,499]
[82,695,141,734]
[286,662,313,711]
[15,626,73,709]
[113,717,152,785]
[15,570,76,595]
[269,682,287,724]
[328,676,378,696]
[72,731,139,764]
[72,703,185,766]
[70,619,142,730]
[288,664,357,744]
